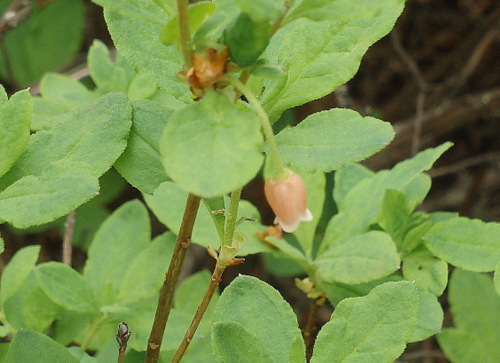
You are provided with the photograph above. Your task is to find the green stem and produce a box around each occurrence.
[81,314,108,351]
[176,0,192,68]
[222,188,242,246]
[222,76,285,178]
[145,193,202,363]
[171,264,225,362]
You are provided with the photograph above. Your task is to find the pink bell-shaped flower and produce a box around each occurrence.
[264,169,313,233]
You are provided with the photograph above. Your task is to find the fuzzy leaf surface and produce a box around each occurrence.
[276,109,393,172]
[262,0,405,120]
[312,281,418,363]
[160,92,264,197]
[0,89,31,179]
[437,269,500,363]
[212,275,305,362]
[315,231,400,284]
[424,217,500,272]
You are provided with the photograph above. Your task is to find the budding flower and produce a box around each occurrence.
[264,169,313,233]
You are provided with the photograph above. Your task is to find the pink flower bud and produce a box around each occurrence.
[264,169,313,233]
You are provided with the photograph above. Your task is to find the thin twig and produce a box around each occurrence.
[411,91,426,156]
[62,210,76,266]
[172,264,225,362]
[303,298,321,362]
[145,193,201,363]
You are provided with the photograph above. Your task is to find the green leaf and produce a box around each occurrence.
[94,0,167,24]
[35,262,98,313]
[311,281,418,363]
[5,329,78,363]
[495,261,500,295]
[0,89,31,179]
[402,248,448,296]
[114,100,173,194]
[235,0,286,23]
[212,322,275,362]
[378,189,412,247]
[423,217,500,272]
[103,1,190,101]
[315,231,400,284]
[84,200,150,300]
[333,163,374,206]
[0,0,84,87]
[410,287,443,342]
[117,232,175,305]
[0,93,131,183]
[21,287,62,333]
[39,73,97,109]
[0,245,40,306]
[0,162,99,228]
[437,269,500,363]
[160,92,264,197]
[276,109,394,172]
[0,93,131,227]
[225,13,271,68]
[212,275,305,363]
[261,0,405,120]
[322,143,452,250]
[144,181,271,255]
[88,39,130,93]
[160,2,216,46]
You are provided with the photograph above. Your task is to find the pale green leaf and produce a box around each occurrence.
[114,99,173,194]
[311,281,418,363]
[0,162,99,228]
[0,245,40,306]
[88,39,129,93]
[103,1,189,101]
[315,231,400,284]
[39,73,97,108]
[0,0,84,87]
[117,232,175,305]
[212,322,274,363]
[94,0,166,24]
[6,329,78,363]
[410,287,443,342]
[84,200,150,299]
[0,92,131,185]
[424,217,500,272]
[495,261,500,295]
[437,269,500,363]
[262,1,405,120]
[378,189,412,247]
[333,163,374,206]
[276,109,394,172]
[402,248,448,296]
[0,89,31,179]
[160,92,264,197]
[35,262,98,313]
[22,288,61,333]
[212,275,305,363]
[322,143,452,250]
